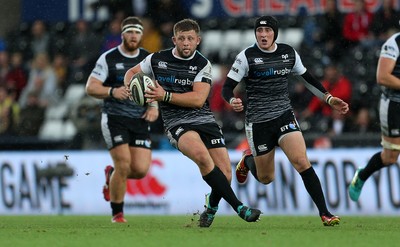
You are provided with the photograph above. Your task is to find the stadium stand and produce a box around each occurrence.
[1,9,395,150]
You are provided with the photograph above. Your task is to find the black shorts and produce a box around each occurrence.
[101,113,151,150]
[166,123,226,150]
[380,97,400,137]
[245,110,301,156]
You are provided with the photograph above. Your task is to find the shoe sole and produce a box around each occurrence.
[323,218,340,226]
[246,209,262,222]
[322,216,340,226]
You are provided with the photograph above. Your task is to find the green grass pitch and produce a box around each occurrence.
[1,215,399,247]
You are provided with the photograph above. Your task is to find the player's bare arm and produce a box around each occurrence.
[221,77,243,112]
[86,76,130,100]
[145,81,210,108]
[324,93,349,115]
[124,64,142,87]
[229,98,244,112]
[297,71,349,115]
[142,106,159,122]
[377,57,400,90]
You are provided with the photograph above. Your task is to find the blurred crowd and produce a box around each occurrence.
[0,0,398,150]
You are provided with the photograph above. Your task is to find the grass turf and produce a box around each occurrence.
[0,215,399,247]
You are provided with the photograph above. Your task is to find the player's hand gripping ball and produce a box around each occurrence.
[128,72,155,106]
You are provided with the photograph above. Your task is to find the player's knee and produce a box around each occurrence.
[130,170,147,179]
[381,150,400,165]
[258,174,274,184]
[217,164,232,181]
[192,151,212,169]
[292,156,310,172]
[128,164,150,179]
[114,164,131,178]
[382,156,399,165]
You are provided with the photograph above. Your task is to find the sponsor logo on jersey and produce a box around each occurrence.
[254,58,263,63]
[257,144,268,152]
[235,58,242,64]
[384,45,395,52]
[156,75,193,86]
[92,70,101,76]
[189,66,197,73]
[382,45,396,58]
[115,63,124,70]
[135,139,152,148]
[288,122,297,129]
[391,129,400,136]
[231,66,239,73]
[95,63,103,70]
[253,67,291,77]
[211,138,225,145]
[114,135,123,143]
[280,122,298,132]
[158,61,168,69]
[282,54,289,62]
[202,71,212,79]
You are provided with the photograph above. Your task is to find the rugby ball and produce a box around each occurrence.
[128,72,154,106]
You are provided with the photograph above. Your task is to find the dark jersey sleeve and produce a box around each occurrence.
[298,70,328,100]
[222,77,240,102]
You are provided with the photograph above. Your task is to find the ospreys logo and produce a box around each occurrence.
[282,54,289,62]
[189,66,197,74]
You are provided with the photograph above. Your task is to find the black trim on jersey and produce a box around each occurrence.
[300,70,327,94]
[222,77,240,102]
[297,70,328,100]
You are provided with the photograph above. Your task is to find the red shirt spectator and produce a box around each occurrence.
[5,52,27,100]
[209,65,233,113]
[342,0,374,44]
[303,64,352,117]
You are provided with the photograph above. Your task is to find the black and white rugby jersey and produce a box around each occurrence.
[380,33,400,103]
[90,46,150,118]
[140,48,215,130]
[227,43,307,123]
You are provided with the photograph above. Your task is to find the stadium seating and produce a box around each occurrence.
[39,119,77,140]
[200,28,304,63]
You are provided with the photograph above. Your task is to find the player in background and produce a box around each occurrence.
[348,32,400,201]
[124,18,261,227]
[222,16,349,226]
[86,16,159,223]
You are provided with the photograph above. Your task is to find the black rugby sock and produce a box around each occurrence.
[208,190,222,209]
[359,152,384,181]
[203,166,242,211]
[245,155,260,182]
[300,167,329,216]
[111,202,124,216]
